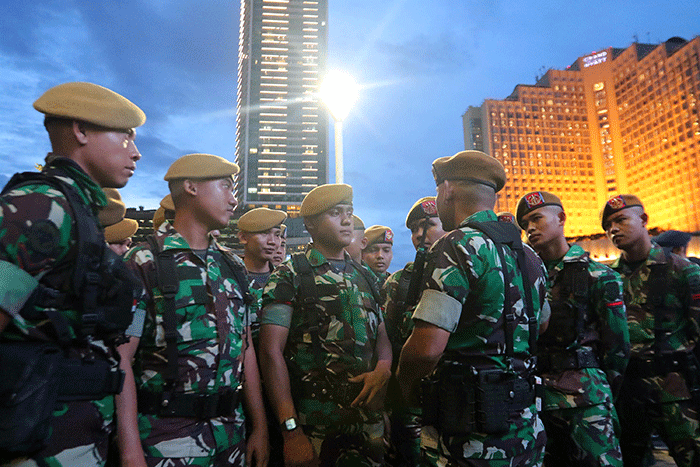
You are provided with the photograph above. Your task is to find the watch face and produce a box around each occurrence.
[284,417,297,431]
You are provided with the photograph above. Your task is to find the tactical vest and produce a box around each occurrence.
[1,168,137,345]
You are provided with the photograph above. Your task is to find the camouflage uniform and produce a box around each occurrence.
[611,243,700,467]
[0,158,116,466]
[383,264,421,466]
[247,270,270,343]
[124,221,249,467]
[538,244,629,466]
[261,246,386,466]
[416,210,548,467]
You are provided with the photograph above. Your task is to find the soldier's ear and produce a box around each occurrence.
[558,209,567,226]
[237,231,248,245]
[361,236,368,249]
[183,179,198,196]
[640,211,648,226]
[73,121,89,145]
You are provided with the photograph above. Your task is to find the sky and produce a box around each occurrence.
[1,0,699,268]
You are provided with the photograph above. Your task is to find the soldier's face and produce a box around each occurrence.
[345,229,365,260]
[410,217,447,250]
[362,243,393,274]
[271,239,286,267]
[242,227,282,262]
[604,208,648,251]
[520,206,564,250]
[308,204,354,250]
[84,127,141,188]
[193,177,238,230]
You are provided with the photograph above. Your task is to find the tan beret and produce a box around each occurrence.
[238,208,287,233]
[152,207,166,231]
[432,150,506,192]
[99,188,127,227]
[280,224,287,238]
[34,82,145,130]
[353,215,365,231]
[515,191,563,229]
[164,153,240,181]
[160,194,175,211]
[405,196,438,229]
[105,218,139,243]
[300,183,353,217]
[601,194,644,228]
[364,225,394,248]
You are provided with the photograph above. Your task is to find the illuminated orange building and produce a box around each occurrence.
[464,36,700,240]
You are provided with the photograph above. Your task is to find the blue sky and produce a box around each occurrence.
[1,0,698,267]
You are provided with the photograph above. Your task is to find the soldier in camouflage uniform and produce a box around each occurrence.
[397,150,550,467]
[383,196,446,466]
[271,225,288,268]
[602,194,700,467]
[0,82,145,466]
[258,183,392,467]
[345,215,366,264]
[123,154,268,467]
[362,225,394,286]
[517,191,629,466]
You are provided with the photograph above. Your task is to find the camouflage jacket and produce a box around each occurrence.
[383,262,415,366]
[246,269,271,343]
[0,157,115,434]
[124,221,249,405]
[611,243,700,402]
[414,210,548,459]
[261,245,384,425]
[539,244,630,410]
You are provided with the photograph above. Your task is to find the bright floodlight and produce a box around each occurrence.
[321,71,358,121]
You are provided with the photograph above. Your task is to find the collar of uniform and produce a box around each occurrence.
[646,242,668,266]
[156,220,219,253]
[457,209,498,228]
[548,244,587,275]
[46,156,107,209]
[305,243,353,268]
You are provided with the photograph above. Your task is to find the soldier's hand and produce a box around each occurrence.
[246,425,270,467]
[349,360,391,410]
[282,429,319,467]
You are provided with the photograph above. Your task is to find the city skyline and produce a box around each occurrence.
[0,1,699,268]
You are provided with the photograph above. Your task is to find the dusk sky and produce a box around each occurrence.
[1,0,698,267]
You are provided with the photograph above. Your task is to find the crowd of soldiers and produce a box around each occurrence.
[2,81,700,467]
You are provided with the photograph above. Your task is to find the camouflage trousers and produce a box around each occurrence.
[304,420,385,467]
[138,413,246,467]
[2,399,114,467]
[385,409,421,467]
[541,401,623,466]
[617,390,700,467]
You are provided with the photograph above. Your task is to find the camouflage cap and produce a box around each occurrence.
[33,82,146,130]
[164,153,240,181]
[353,214,365,231]
[654,230,692,248]
[300,183,353,217]
[432,150,506,192]
[601,194,644,228]
[364,225,394,248]
[405,196,438,229]
[515,191,563,229]
[238,207,287,233]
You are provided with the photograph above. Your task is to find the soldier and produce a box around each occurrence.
[383,196,446,466]
[238,207,287,339]
[397,150,550,467]
[271,225,288,268]
[362,225,394,284]
[100,188,139,256]
[344,214,366,264]
[602,194,700,467]
[152,194,175,232]
[497,211,519,226]
[654,230,700,266]
[258,183,392,467]
[516,191,629,466]
[122,154,268,466]
[0,82,144,466]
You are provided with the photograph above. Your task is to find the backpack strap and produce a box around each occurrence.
[648,255,671,355]
[350,260,383,306]
[564,261,590,346]
[466,220,537,360]
[291,252,323,366]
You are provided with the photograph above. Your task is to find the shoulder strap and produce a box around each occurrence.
[466,220,537,360]
[649,256,671,354]
[291,252,323,366]
[564,261,590,345]
[350,260,383,306]
[146,235,180,389]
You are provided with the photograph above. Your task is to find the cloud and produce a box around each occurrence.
[376,32,472,76]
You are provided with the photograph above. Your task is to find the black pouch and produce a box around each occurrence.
[439,371,477,436]
[0,342,62,457]
[420,375,439,428]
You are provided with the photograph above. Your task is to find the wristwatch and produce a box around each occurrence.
[281,417,299,432]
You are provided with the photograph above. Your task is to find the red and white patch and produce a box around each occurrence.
[384,229,394,242]
[421,199,438,216]
[607,195,627,210]
[525,192,546,208]
[498,213,515,223]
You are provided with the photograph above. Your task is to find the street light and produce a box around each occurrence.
[320,71,358,184]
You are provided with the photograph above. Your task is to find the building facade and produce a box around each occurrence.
[464,36,700,239]
[236,0,329,215]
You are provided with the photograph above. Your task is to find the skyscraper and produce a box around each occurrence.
[236,0,329,214]
[464,36,700,238]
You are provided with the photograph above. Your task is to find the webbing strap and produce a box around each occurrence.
[649,258,671,356]
[566,261,590,345]
[291,252,323,366]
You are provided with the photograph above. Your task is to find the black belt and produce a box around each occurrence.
[138,388,241,419]
[538,348,599,373]
[626,352,693,379]
[294,380,363,407]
